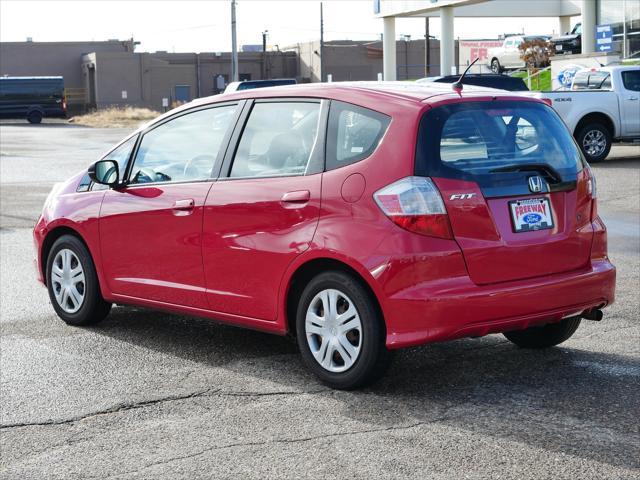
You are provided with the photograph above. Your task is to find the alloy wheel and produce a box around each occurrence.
[583,129,606,157]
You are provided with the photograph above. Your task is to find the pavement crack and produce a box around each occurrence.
[0,388,328,430]
[220,388,330,397]
[0,388,219,430]
[100,417,449,479]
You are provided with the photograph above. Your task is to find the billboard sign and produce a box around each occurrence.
[459,40,502,72]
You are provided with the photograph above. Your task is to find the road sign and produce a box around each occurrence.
[596,24,613,52]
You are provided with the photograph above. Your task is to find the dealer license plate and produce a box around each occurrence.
[509,198,554,233]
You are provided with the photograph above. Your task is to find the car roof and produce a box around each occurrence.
[212,81,507,104]
[137,82,538,132]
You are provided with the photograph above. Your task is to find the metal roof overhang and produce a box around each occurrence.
[376,0,582,18]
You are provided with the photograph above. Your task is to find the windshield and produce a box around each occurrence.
[415,101,582,183]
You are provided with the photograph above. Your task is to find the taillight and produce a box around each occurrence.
[62,98,67,111]
[541,98,553,107]
[373,176,452,239]
[586,166,598,221]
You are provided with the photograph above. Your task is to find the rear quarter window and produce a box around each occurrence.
[326,101,390,170]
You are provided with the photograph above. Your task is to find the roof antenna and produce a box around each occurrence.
[452,57,480,93]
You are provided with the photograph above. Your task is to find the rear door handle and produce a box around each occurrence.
[172,199,195,210]
[281,190,310,204]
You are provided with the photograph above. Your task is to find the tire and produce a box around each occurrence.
[491,59,502,74]
[295,271,391,390]
[46,235,111,326]
[503,317,581,349]
[576,123,612,163]
[27,110,43,124]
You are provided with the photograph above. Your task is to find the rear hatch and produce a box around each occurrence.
[416,99,595,285]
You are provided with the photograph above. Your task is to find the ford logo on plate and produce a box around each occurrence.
[523,213,542,224]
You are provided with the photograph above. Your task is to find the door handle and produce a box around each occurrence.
[629,96,639,101]
[172,199,195,210]
[281,190,310,204]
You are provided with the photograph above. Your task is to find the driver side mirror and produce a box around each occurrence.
[88,159,119,186]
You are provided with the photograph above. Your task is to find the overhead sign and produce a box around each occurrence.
[596,24,613,52]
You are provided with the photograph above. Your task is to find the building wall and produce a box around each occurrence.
[83,50,298,110]
[0,40,135,89]
[289,39,452,82]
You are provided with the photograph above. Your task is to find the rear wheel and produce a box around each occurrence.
[576,123,611,163]
[46,235,111,326]
[503,317,581,349]
[27,110,43,124]
[296,271,391,390]
[491,59,502,74]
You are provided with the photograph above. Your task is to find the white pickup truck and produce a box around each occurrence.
[527,65,640,162]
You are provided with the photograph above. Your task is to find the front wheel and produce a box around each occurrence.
[46,235,111,326]
[503,317,581,349]
[27,110,43,124]
[491,59,502,74]
[576,123,612,163]
[296,271,391,390]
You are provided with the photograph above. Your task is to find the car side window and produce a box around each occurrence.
[104,135,138,173]
[621,71,640,92]
[129,105,237,184]
[81,135,138,191]
[229,101,321,178]
[326,101,391,171]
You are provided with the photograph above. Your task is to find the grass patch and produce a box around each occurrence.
[512,69,552,91]
[69,107,159,128]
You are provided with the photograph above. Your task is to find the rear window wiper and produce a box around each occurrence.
[489,163,562,183]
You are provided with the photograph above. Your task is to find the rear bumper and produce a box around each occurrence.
[385,259,616,349]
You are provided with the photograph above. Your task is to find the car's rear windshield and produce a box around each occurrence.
[415,101,582,182]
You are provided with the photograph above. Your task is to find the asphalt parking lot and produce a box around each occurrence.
[1,122,639,479]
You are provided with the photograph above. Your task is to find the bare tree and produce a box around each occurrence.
[519,39,554,70]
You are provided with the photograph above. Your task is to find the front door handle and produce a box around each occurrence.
[281,190,310,204]
[172,199,195,211]
[629,96,639,101]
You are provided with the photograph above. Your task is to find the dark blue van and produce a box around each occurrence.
[0,76,66,123]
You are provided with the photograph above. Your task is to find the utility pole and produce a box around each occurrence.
[262,30,268,80]
[425,17,430,77]
[319,2,324,83]
[231,0,239,82]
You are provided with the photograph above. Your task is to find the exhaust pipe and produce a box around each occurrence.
[582,309,604,321]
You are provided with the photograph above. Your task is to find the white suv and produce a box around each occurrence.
[488,35,550,73]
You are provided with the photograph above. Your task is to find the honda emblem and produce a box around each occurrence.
[528,176,544,193]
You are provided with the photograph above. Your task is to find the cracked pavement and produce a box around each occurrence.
[1,123,639,479]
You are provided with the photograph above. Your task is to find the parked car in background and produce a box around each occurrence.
[552,23,582,55]
[34,82,615,389]
[527,66,640,162]
[0,76,66,123]
[488,35,551,73]
[224,78,296,93]
[417,73,529,91]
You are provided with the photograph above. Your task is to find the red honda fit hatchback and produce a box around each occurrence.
[34,83,615,389]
